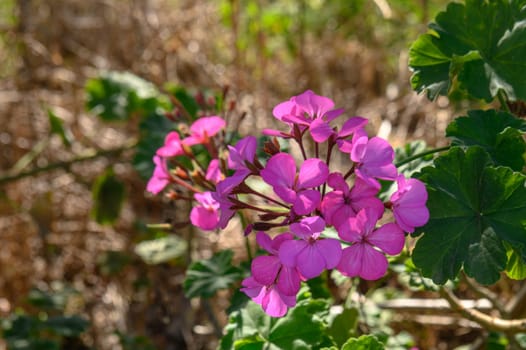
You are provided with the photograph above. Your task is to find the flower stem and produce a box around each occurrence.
[497,89,511,113]
[394,145,450,168]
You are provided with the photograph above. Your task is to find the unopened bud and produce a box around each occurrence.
[174,167,189,180]
[263,137,281,155]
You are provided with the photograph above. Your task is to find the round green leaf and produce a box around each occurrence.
[446,109,526,170]
[413,146,526,285]
[409,0,526,101]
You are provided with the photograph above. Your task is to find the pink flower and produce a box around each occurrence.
[260,153,328,215]
[184,116,226,146]
[227,136,257,172]
[263,90,344,138]
[279,216,342,279]
[190,192,220,230]
[390,175,429,233]
[156,132,185,157]
[146,156,170,194]
[349,131,398,187]
[240,277,296,318]
[320,173,384,228]
[205,159,223,184]
[337,208,405,280]
[241,232,301,317]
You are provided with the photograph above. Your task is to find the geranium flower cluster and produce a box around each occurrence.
[147,90,429,317]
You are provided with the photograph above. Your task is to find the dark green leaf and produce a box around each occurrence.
[413,146,526,284]
[133,112,175,179]
[220,299,332,350]
[47,109,72,147]
[184,250,243,299]
[43,316,89,337]
[91,169,125,225]
[134,235,187,265]
[341,335,384,350]
[409,0,526,101]
[327,307,359,347]
[446,109,526,170]
[97,250,132,275]
[86,71,166,121]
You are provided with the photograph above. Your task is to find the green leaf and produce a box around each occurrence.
[43,316,89,337]
[341,335,384,350]
[220,299,332,350]
[446,109,526,170]
[413,146,526,285]
[133,112,175,180]
[96,250,132,275]
[327,307,359,347]
[86,71,165,121]
[409,0,526,101]
[47,109,72,147]
[505,243,526,280]
[165,85,199,119]
[134,235,187,265]
[91,169,125,225]
[184,250,243,299]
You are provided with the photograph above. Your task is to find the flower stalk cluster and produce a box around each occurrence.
[147,90,430,317]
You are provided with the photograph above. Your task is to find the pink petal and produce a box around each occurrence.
[338,244,388,280]
[320,191,346,226]
[227,136,257,170]
[295,90,334,119]
[327,173,349,193]
[261,153,296,189]
[297,159,329,189]
[310,119,335,143]
[157,132,184,157]
[330,204,356,229]
[290,216,326,240]
[262,287,289,317]
[146,176,169,194]
[339,117,368,137]
[274,185,297,204]
[367,223,405,255]
[256,231,274,254]
[277,266,301,296]
[273,99,296,121]
[190,116,226,138]
[271,233,295,252]
[240,276,264,301]
[394,206,430,233]
[296,244,325,279]
[316,238,342,269]
[205,159,223,183]
[293,189,321,215]
[190,206,219,230]
[324,108,345,122]
[279,240,307,268]
[350,134,369,162]
[252,255,281,285]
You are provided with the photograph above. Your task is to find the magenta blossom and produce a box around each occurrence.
[348,131,398,187]
[228,135,257,172]
[146,156,171,194]
[337,208,405,280]
[205,159,223,184]
[279,216,342,279]
[156,132,185,157]
[240,277,297,318]
[320,173,384,228]
[310,115,368,143]
[190,192,220,230]
[241,232,301,317]
[390,175,429,233]
[263,90,344,138]
[184,116,226,146]
[260,153,329,215]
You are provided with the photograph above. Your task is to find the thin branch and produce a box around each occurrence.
[439,286,526,334]
[0,141,137,186]
[462,274,507,316]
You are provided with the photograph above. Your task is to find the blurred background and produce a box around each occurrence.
[0,1,468,349]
